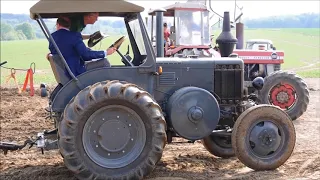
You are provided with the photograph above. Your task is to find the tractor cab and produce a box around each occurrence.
[147,1,211,55]
[245,39,276,50]
[29,0,161,111]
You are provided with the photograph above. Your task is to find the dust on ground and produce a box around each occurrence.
[0,78,319,180]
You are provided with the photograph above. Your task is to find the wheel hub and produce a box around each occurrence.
[270,83,296,109]
[258,129,277,147]
[248,121,282,157]
[276,91,289,103]
[98,120,131,152]
[188,106,204,122]
[82,105,146,168]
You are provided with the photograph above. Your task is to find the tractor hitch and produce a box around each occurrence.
[0,137,39,155]
[0,129,58,155]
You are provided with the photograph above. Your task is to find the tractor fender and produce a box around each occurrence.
[51,68,153,113]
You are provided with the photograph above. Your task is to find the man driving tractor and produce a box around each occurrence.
[47,16,116,77]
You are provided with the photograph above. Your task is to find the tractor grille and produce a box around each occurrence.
[214,64,243,104]
[159,72,176,85]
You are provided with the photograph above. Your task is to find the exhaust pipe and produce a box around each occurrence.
[236,22,244,49]
[216,11,238,57]
[153,8,166,57]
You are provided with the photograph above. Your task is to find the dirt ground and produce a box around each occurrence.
[0,78,319,180]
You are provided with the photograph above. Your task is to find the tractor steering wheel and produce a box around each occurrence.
[109,36,134,67]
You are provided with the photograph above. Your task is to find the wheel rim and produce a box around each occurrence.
[82,105,146,168]
[246,120,284,158]
[269,83,297,110]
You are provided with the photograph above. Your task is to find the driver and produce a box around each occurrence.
[69,12,99,40]
[48,16,116,77]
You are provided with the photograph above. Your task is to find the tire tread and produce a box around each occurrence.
[259,70,309,120]
[58,80,167,180]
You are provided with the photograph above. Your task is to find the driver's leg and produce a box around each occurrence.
[103,58,111,67]
[85,58,111,71]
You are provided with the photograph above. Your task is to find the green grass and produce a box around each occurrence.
[1,28,319,86]
[214,28,320,69]
[296,69,320,78]
[244,29,319,69]
[281,28,320,37]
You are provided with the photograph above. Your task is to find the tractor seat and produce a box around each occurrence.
[85,58,111,70]
[47,54,71,85]
[170,26,175,33]
[47,54,111,85]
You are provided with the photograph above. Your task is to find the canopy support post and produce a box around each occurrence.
[36,19,49,40]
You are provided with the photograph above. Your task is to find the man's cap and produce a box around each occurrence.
[88,31,109,47]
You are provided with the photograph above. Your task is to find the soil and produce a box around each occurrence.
[0,78,319,180]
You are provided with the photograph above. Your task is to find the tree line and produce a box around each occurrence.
[0,13,127,41]
[1,13,319,41]
[243,13,319,28]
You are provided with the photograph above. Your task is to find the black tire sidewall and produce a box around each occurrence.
[202,135,235,158]
[232,105,296,170]
[74,98,154,175]
[259,72,307,119]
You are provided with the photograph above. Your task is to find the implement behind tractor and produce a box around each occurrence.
[146,0,309,121]
[1,0,296,179]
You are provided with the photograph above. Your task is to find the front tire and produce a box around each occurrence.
[232,105,295,170]
[58,80,167,179]
[258,71,309,120]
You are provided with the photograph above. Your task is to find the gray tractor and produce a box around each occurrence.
[0,0,296,179]
[146,0,310,122]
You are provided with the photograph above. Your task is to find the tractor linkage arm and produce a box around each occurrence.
[0,138,39,155]
[0,129,58,155]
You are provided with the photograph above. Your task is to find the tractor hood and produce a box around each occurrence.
[156,57,244,68]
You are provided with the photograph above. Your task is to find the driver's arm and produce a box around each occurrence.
[74,33,116,61]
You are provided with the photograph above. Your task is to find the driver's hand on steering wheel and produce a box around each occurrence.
[106,47,117,55]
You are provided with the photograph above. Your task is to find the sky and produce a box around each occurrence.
[1,0,319,20]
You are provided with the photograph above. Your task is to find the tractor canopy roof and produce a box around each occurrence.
[246,39,273,44]
[148,1,208,16]
[30,0,145,19]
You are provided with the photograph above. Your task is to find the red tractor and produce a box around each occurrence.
[146,0,309,121]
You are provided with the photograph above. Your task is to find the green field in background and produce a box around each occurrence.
[1,28,319,86]
[0,36,129,85]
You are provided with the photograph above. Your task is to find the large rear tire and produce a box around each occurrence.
[232,104,295,170]
[258,71,309,120]
[58,80,167,179]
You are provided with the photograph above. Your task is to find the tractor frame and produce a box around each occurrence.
[0,1,296,179]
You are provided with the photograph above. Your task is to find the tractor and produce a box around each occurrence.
[245,39,277,50]
[146,0,309,121]
[0,0,296,179]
